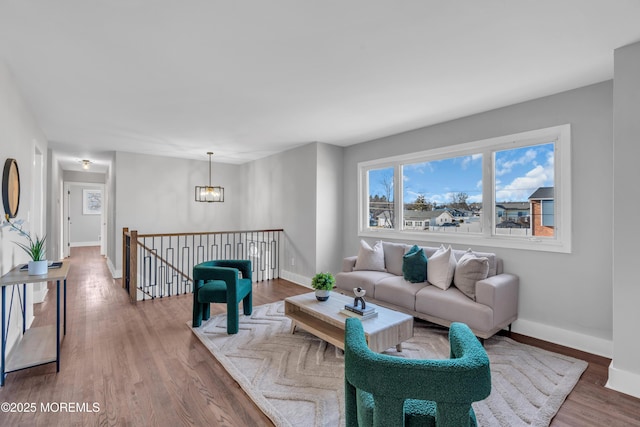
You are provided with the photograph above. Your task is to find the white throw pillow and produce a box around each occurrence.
[454,249,490,300]
[354,240,386,272]
[382,241,409,276]
[426,244,456,290]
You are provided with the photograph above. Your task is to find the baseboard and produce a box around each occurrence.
[513,318,613,358]
[606,363,640,399]
[280,270,312,288]
[70,241,100,247]
[107,258,121,279]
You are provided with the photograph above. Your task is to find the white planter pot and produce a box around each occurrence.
[28,260,48,275]
[314,289,330,301]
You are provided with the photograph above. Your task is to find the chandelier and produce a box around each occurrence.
[195,152,224,202]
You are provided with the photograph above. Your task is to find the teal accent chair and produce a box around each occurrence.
[344,319,491,427]
[192,260,252,334]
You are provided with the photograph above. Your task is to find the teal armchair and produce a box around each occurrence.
[192,260,252,334]
[344,319,491,427]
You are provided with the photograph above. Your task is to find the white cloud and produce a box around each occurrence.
[404,162,429,174]
[495,148,538,177]
[495,164,552,201]
[461,153,482,170]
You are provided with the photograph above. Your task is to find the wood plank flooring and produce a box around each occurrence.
[0,246,638,426]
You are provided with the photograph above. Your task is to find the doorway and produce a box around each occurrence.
[63,182,106,257]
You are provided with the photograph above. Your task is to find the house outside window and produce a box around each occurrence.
[402,154,482,235]
[542,200,554,226]
[358,125,571,253]
[529,187,555,236]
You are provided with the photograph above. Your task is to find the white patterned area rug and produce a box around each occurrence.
[190,301,587,427]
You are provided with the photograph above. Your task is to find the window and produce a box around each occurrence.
[367,166,395,229]
[358,125,571,253]
[542,200,554,227]
[495,142,554,237]
[403,154,482,234]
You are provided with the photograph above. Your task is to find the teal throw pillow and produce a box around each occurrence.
[402,245,427,283]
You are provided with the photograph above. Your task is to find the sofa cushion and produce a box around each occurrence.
[402,245,427,283]
[479,251,497,277]
[354,240,386,272]
[383,241,409,276]
[375,276,428,311]
[334,271,395,298]
[452,248,497,277]
[422,246,438,259]
[426,245,456,290]
[454,250,490,300]
[415,285,493,333]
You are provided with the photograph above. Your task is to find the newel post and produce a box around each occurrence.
[129,230,138,304]
[122,227,129,289]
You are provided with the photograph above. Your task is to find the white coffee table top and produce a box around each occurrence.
[284,291,414,352]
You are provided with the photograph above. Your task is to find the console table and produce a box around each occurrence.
[0,260,70,386]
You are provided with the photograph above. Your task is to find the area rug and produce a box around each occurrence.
[190,301,587,427]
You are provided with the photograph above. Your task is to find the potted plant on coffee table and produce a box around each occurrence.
[3,214,47,275]
[311,272,335,301]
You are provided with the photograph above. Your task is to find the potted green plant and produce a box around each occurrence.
[311,272,335,301]
[3,214,47,275]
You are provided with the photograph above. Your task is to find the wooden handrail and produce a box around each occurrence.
[124,228,284,238]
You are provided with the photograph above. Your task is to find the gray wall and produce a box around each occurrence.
[316,143,344,273]
[68,183,102,244]
[106,151,116,271]
[0,62,48,354]
[47,149,64,261]
[611,41,640,397]
[342,81,614,356]
[240,143,318,282]
[238,142,345,283]
[63,170,105,184]
[113,151,241,273]
[63,170,106,249]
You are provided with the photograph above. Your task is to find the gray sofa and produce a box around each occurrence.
[334,241,519,339]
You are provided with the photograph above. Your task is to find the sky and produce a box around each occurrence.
[369,142,554,205]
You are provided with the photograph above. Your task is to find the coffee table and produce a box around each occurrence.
[284,292,413,352]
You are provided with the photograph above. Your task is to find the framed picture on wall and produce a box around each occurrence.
[83,189,102,215]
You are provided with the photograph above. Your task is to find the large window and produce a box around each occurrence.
[358,125,571,253]
[402,154,483,234]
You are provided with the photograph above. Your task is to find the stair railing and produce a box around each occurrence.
[122,227,283,302]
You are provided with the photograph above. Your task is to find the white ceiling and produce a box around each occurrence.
[1,1,640,172]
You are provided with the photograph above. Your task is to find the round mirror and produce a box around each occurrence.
[2,158,20,218]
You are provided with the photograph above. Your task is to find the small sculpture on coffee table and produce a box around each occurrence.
[353,287,367,310]
[344,287,376,317]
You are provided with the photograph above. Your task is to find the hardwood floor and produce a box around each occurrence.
[0,246,638,426]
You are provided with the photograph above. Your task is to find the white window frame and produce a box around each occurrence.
[358,124,571,253]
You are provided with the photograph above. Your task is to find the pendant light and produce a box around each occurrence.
[195,152,224,202]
